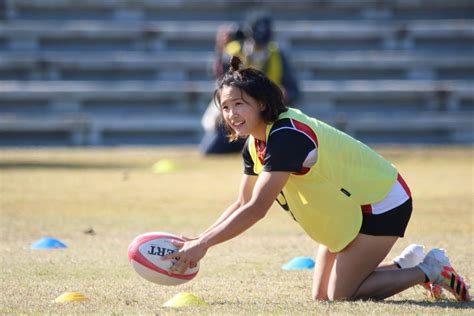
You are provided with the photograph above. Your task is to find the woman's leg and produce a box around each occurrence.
[312,245,337,300]
[376,244,445,300]
[327,233,426,301]
[312,243,400,300]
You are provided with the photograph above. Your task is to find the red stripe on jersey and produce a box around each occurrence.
[361,204,373,214]
[254,138,266,165]
[397,173,412,197]
[291,119,319,146]
[295,166,310,175]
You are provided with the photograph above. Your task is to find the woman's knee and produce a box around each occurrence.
[327,291,355,301]
[327,283,358,301]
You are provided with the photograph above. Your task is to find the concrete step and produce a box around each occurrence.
[0,113,203,146]
[1,20,472,53]
[1,51,473,81]
[1,80,472,115]
[5,0,473,21]
[0,111,471,146]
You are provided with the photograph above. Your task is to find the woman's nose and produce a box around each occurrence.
[228,107,238,118]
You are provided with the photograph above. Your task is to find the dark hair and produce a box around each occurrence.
[214,56,287,141]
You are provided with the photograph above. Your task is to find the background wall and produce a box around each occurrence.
[0,0,473,146]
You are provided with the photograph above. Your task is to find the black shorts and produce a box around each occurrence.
[359,198,413,237]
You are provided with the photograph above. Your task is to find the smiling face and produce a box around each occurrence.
[219,85,267,140]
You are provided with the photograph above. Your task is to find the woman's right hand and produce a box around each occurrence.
[177,235,201,268]
[164,238,208,273]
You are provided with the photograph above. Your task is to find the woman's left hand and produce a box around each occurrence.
[163,239,208,274]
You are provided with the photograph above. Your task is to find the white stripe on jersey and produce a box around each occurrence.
[370,179,410,215]
[302,148,318,168]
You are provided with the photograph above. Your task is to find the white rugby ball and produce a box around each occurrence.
[128,232,199,286]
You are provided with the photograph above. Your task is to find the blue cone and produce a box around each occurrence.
[31,237,68,249]
[281,256,315,270]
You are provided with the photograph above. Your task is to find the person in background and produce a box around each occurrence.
[200,12,299,155]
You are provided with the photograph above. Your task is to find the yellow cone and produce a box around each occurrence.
[162,292,207,308]
[152,159,176,174]
[53,292,88,303]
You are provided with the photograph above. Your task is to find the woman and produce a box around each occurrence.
[164,56,470,302]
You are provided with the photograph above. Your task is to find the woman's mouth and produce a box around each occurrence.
[232,121,245,128]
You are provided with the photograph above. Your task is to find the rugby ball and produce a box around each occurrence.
[128,232,199,286]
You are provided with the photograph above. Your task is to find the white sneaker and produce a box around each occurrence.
[417,248,471,302]
[393,244,445,300]
[393,244,426,269]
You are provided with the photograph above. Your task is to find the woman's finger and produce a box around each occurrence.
[170,259,188,274]
[178,263,189,274]
[163,250,182,261]
[171,240,184,248]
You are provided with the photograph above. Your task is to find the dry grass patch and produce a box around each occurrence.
[0,146,472,314]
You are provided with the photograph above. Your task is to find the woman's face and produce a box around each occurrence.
[220,86,267,140]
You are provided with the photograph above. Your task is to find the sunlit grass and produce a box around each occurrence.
[0,146,472,314]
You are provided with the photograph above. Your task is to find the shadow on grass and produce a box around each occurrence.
[382,299,474,309]
[0,161,134,170]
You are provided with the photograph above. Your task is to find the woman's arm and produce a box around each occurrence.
[166,171,290,273]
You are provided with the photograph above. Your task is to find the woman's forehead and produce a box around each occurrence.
[220,86,243,104]
[221,86,241,98]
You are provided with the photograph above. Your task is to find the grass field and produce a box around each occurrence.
[0,146,473,315]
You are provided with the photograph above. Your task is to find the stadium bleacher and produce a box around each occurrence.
[0,0,473,145]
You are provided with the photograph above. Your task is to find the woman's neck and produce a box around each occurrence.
[251,123,267,142]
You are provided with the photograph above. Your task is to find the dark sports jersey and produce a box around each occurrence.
[243,118,318,175]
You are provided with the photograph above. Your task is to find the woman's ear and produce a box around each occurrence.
[259,103,266,112]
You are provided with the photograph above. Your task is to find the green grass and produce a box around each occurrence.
[1,146,473,315]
